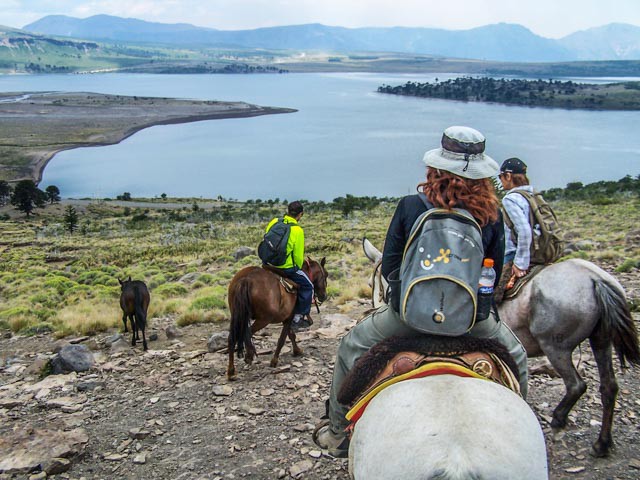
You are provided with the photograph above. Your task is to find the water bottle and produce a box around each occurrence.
[477,258,496,321]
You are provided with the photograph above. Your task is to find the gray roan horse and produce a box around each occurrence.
[363,238,640,457]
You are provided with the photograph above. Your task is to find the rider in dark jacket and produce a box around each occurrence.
[313,126,528,459]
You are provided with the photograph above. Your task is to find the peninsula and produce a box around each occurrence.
[377,78,640,110]
[0,92,296,183]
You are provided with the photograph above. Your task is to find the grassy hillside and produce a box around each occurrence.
[0,193,638,338]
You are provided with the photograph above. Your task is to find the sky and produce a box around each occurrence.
[2,0,640,38]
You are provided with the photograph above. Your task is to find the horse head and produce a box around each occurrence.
[306,256,328,303]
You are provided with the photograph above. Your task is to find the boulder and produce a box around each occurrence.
[179,272,201,285]
[0,428,88,474]
[233,246,255,261]
[165,325,182,340]
[207,332,229,352]
[50,345,95,375]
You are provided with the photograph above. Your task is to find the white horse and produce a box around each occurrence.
[349,375,548,480]
[363,238,640,457]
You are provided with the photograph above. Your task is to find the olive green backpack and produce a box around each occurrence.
[503,190,564,265]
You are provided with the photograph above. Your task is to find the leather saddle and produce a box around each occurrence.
[338,335,521,431]
[261,264,298,294]
[504,263,546,300]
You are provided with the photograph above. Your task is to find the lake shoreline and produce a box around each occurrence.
[0,92,297,185]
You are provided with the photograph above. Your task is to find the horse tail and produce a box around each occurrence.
[229,279,253,358]
[593,278,640,368]
[133,284,146,330]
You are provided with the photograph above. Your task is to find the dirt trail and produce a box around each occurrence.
[1,294,639,479]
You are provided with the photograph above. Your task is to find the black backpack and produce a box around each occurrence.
[258,219,292,266]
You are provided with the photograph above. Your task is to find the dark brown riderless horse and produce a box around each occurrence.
[119,277,151,351]
[227,257,328,380]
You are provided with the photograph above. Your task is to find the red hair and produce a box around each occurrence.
[418,169,499,226]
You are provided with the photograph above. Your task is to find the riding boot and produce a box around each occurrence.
[494,261,513,304]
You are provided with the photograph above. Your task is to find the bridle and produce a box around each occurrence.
[304,257,325,314]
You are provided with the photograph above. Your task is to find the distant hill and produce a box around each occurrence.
[23,14,640,62]
[559,23,640,60]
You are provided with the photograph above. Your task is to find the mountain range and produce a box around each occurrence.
[22,15,640,62]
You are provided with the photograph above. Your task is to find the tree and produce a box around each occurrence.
[63,205,79,233]
[160,193,167,201]
[45,185,61,204]
[10,180,45,217]
[0,180,11,206]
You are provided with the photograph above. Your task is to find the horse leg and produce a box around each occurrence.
[544,347,587,429]
[122,313,128,333]
[227,337,237,381]
[588,335,618,457]
[288,329,303,357]
[140,316,148,351]
[130,315,137,346]
[270,323,291,368]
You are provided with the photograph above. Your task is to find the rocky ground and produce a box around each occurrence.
[1,287,640,480]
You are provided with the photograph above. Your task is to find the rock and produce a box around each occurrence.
[212,385,233,396]
[25,357,50,375]
[149,333,159,341]
[564,466,585,474]
[50,345,94,374]
[104,453,126,461]
[28,473,46,480]
[42,457,71,475]
[104,333,123,347]
[165,325,182,340]
[207,332,229,352]
[129,428,151,440]
[76,381,105,392]
[52,340,71,353]
[69,336,90,344]
[289,459,313,478]
[0,428,88,474]
[629,458,640,470]
[309,450,322,458]
[233,246,254,261]
[0,398,22,409]
[179,272,201,285]
[110,338,131,353]
[133,453,147,464]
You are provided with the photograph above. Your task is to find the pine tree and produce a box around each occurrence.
[63,205,79,233]
[45,185,61,204]
[10,180,45,217]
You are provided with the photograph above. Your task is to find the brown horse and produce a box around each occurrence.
[227,257,328,380]
[119,277,151,351]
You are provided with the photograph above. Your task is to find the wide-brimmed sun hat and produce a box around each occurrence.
[423,126,499,179]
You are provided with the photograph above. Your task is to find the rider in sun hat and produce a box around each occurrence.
[313,126,528,458]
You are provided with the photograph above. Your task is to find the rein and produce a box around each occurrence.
[305,257,323,314]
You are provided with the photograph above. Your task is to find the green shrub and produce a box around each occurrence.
[155,282,189,298]
[190,295,227,310]
[148,273,167,289]
[43,275,77,295]
[0,306,31,319]
[615,258,640,273]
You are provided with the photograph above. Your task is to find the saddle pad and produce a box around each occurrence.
[345,362,485,426]
[504,264,546,300]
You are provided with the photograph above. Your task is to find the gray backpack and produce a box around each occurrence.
[399,194,484,336]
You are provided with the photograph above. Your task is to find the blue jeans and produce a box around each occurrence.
[280,267,314,315]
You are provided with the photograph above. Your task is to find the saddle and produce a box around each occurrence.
[261,264,298,294]
[504,264,546,300]
[338,335,521,431]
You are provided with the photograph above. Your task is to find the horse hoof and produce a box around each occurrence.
[550,417,567,430]
[591,439,611,458]
[293,348,303,357]
[270,358,279,368]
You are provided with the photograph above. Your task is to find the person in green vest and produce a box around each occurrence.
[264,201,313,331]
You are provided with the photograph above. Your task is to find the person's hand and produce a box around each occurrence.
[513,265,528,278]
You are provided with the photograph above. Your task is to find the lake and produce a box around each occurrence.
[1,72,639,200]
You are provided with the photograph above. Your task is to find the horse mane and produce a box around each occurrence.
[338,334,519,406]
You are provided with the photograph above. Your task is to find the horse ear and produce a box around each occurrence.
[128,276,131,282]
[118,278,123,285]
[321,257,326,267]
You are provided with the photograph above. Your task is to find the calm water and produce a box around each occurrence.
[1,73,639,200]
